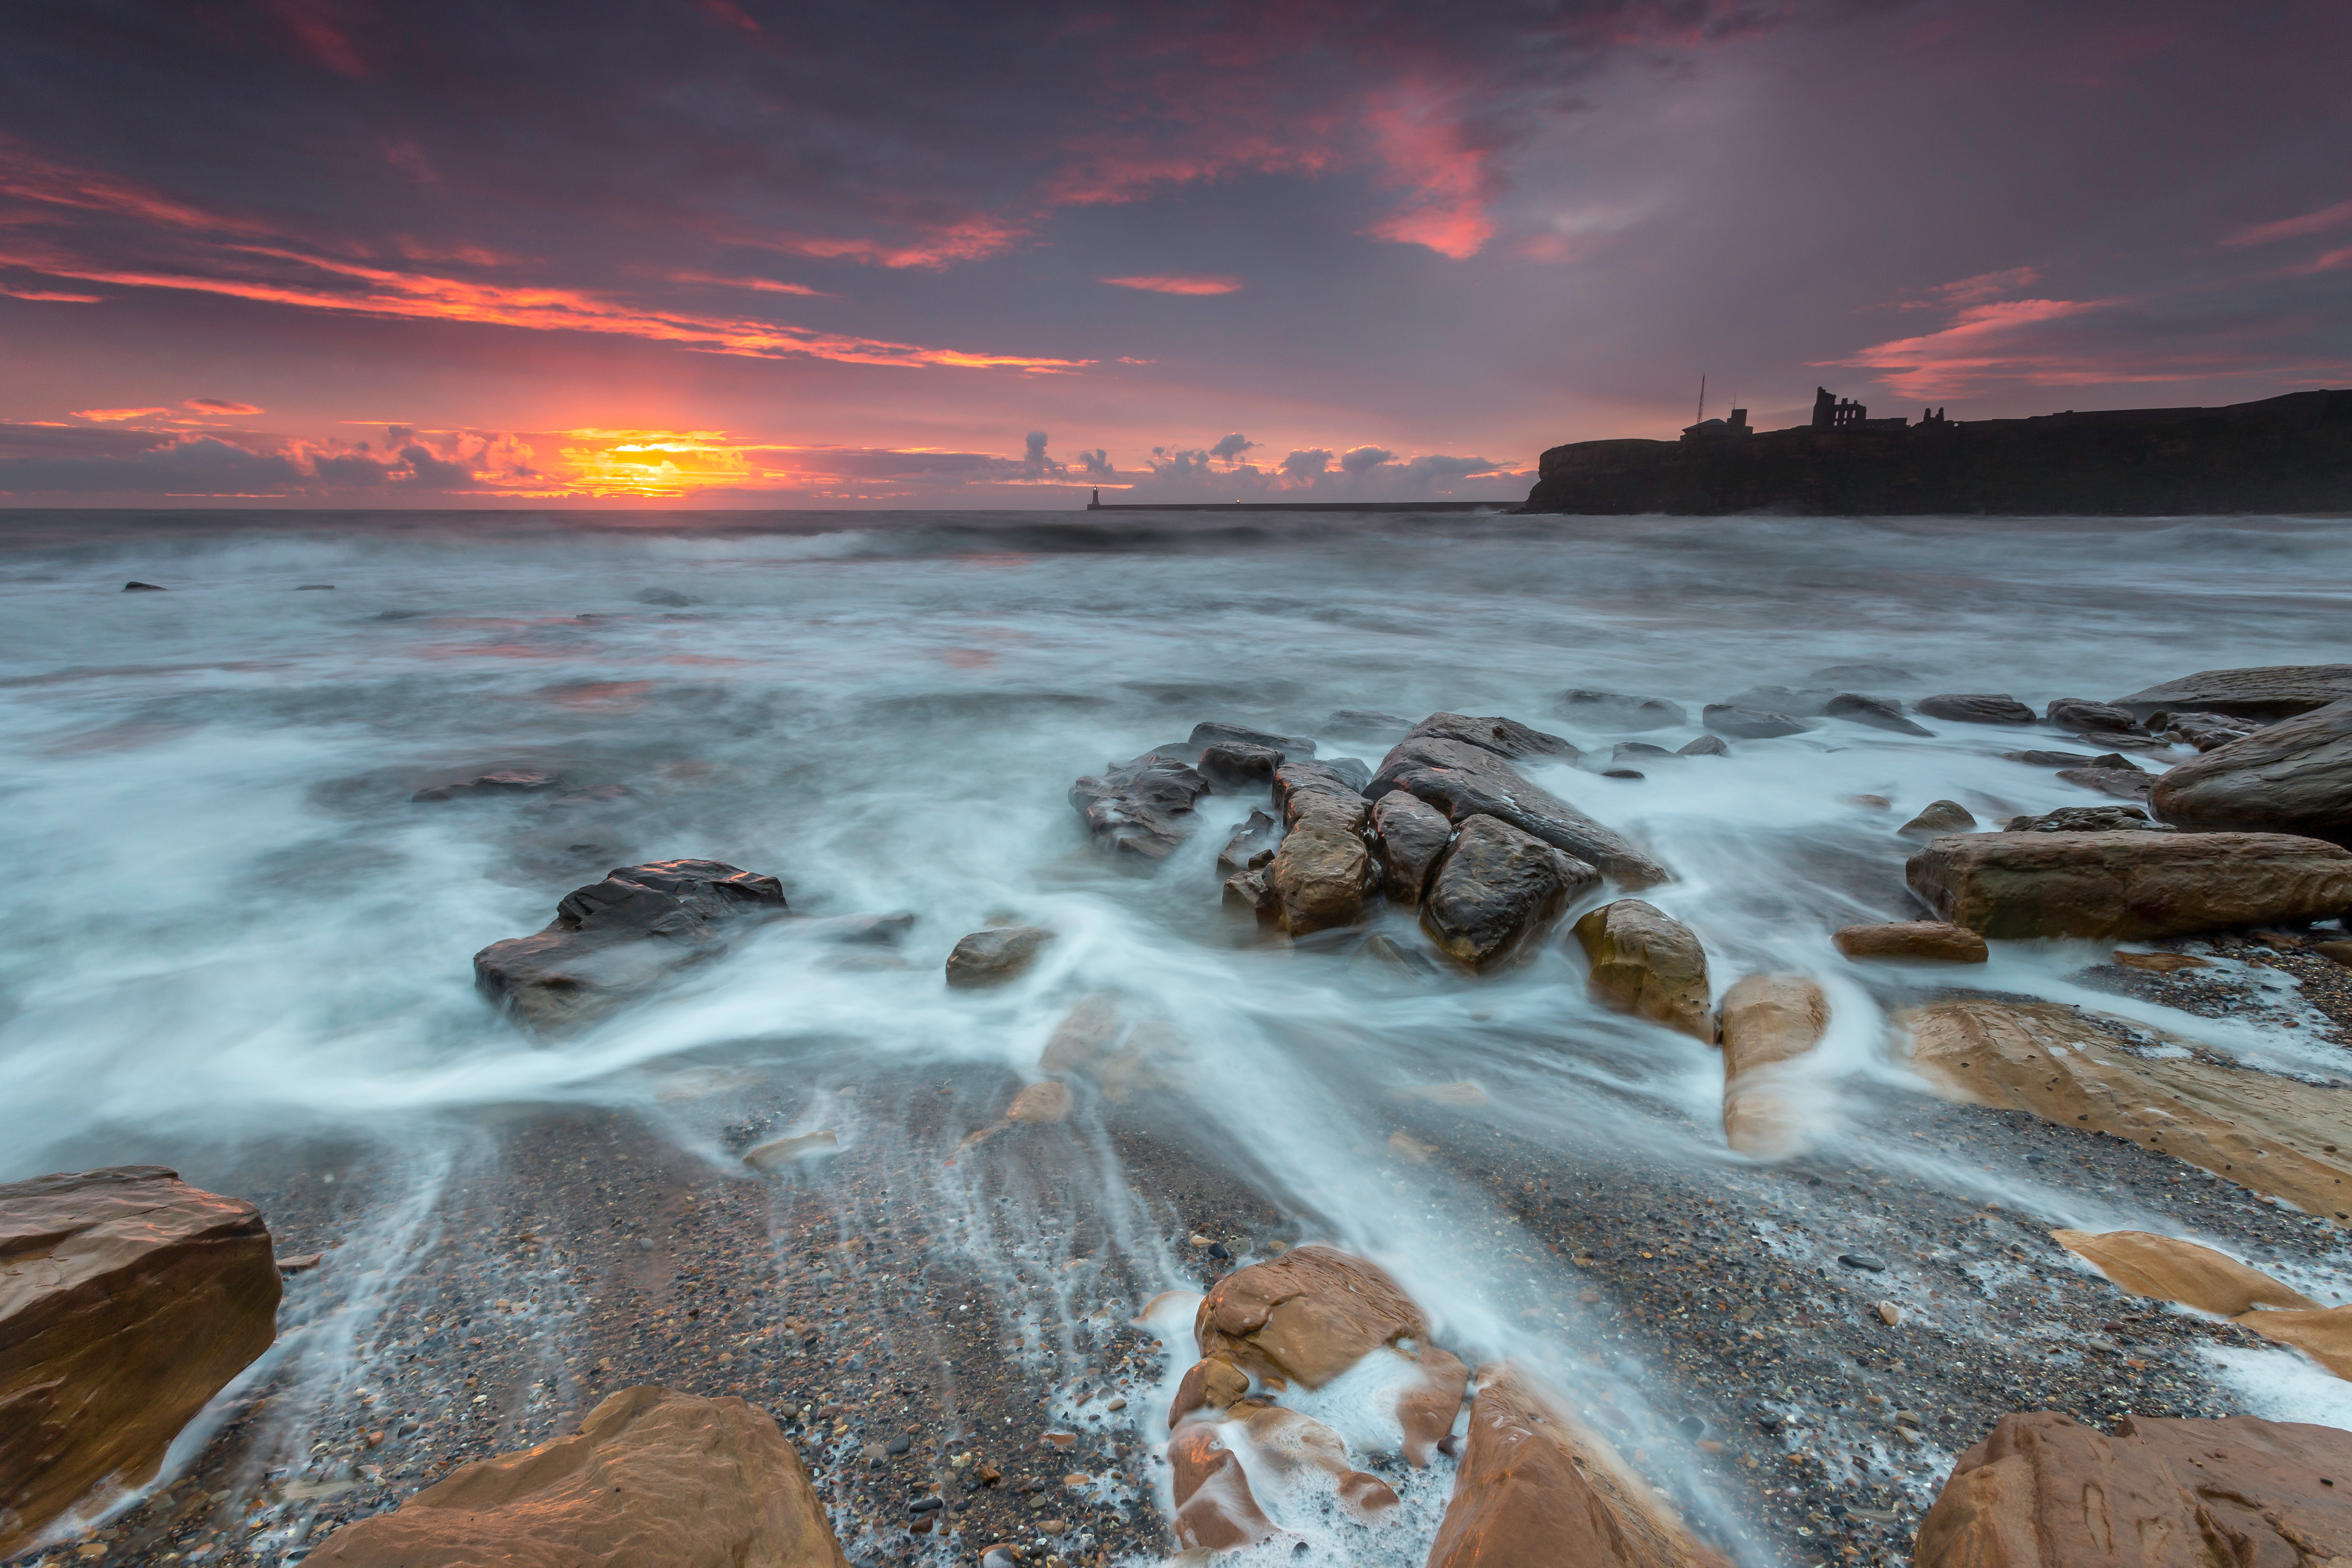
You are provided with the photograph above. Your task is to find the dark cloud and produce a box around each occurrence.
[1208,432,1255,465]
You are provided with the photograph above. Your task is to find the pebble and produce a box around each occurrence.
[1837,1252,1887,1272]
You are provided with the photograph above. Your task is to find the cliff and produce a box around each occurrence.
[1519,389,2352,515]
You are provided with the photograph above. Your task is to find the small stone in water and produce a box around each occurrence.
[1838,1253,1887,1272]
[886,1435,911,1455]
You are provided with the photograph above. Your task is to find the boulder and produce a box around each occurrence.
[1902,997,2352,1220]
[2236,1307,2352,1380]
[1424,815,1596,969]
[1428,1362,1728,1568]
[2151,698,2352,848]
[1570,901,1711,1039]
[413,769,563,802]
[1676,734,1728,757]
[944,925,1054,987]
[1199,742,1285,791]
[2057,765,2153,801]
[1371,791,1452,905]
[1369,735,1667,885]
[1717,975,1830,1159]
[1822,692,1932,735]
[474,860,787,1034]
[2049,1229,2316,1315]
[1905,829,2352,939]
[1070,753,1211,859]
[1215,810,1282,878]
[307,1386,846,1568]
[1271,760,1369,828]
[1267,802,1379,935]
[1190,720,1315,757]
[1831,921,1987,963]
[2047,697,2140,732]
[1555,690,1687,731]
[1913,1412,2352,1568]
[1166,1424,1277,1551]
[1194,1246,1427,1388]
[1898,799,1977,836]
[1917,693,2036,724]
[1168,1353,1252,1427]
[1702,704,1809,739]
[1402,712,1580,762]
[1222,867,1276,923]
[2113,664,2352,723]
[2002,804,2172,833]
[0,1167,281,1557]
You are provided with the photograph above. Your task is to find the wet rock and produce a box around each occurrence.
[413,768,564,802]
[1070,753,1211,860]
[1676,734,1728,757]
[1215,809,1282,878]
[1571,900,1711,1040]
[1403,711,1580,762]
[1268,800,1379,935]
[1424,815,1595,969]
[1898,799,1977,836]
[2236,1307,2352,1379]
[2009,748,2109,767]
[1239,1405,1400,1515]
[1813,662,1917,684]
[1190,720,1317,757]
[308,1385,846,1568]
[1370,735,1668,885]
[1903,997,2352,1218]
[2002,803,2173,833]
[1702,704,1810,739]
[122,580,167,591]
[474,860,787,1034]
[944,925,1054,987]
[1038,993,1186,1099]
[1914,1411,2352,1568]
[2159,710,2264,751]
[1271,760,1369,827]
[1917,692,2036,724]
[1718,975,1830,1159]
[743,1130,840,1173]
[1822,692,1933,735]
[1601,768,1645,779]
[1194,1245,1427,1388]
[1007,1081,1074,1124]
[1428,1362,1728,1568]
[2151,698,2352,848]
[1554,690,1688,732]
[1199,741,1286,791]
[2112,948,2211,972]
[1906,829,2352,939]
[1325,709,1415,737]
[1168,1354,1252,1427]
[1612,742,1675,764]
[1838,1253,1888,1272]
[1166,1423,1277,1551]
[1831,920,1988,963]
[0,1167,280,1557]
[1370,791,1452,905]
[2057,765,2155,800]
[2049,1228,2316,1315]
[2113,664,2352,723]
[1394,1345,1471,1467]
[2046,697,2140,732]
[1222,867,1276,923]
[1723,684,1840,716]
[633,587,691,606]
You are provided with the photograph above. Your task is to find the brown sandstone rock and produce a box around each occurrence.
[742,1130,839,1173]
[308,1386,845,1568]
[1371,790,1453,905]
[1394,1345,1471,1467]
[1238,1405,1399,1517]
[1402,712,1581,762]
[1270,760,1369,829]
[1898,799,1977,837]
[1717,975,1831,1159]
[2235,1306,2352,1380]
[1268,800,1379,935]
[1913,1411,2352,1568]
[2049,1229,2317,1315]
[2151,698,2352,848]
[0,1167,281,1558]
[1194,1246,1426,1388]
[1427,1362,1729,1568]
[1038,994,1185,1100]
[1905,829,2352,939]
[2111,949,2211,972]
[1215,809,1282,878]
[1007,1081,1073,1123]
[1572,901,1712,1039]
[1424,815,1595,969]
[1168,1354,1251,1428]
[2113,664,2352,723]
[944,925,1054,987]
[1167,1423,1278,1550]
[1903,998,2352,1223]
[1832,921,1988,963]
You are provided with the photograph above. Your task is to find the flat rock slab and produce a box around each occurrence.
[1917,693,2035,724]
[2114,664,2352,723]
[1906,829,2352,939]
[2050,1228,2315,1316]
[1832,921,1987,962]
[0,1165,280,1557]
[1555,690,1687,731]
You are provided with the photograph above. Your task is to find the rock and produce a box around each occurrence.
[1194,1246,1427,1389]
[743,1131,839,1173]
[1849,794,1892,810]
[1070,753,1211,860]
[1676,734,1728,757]
[122,580,168,591]
[1166,1424,1277,1551]
[1831,921,1988,963]
[2057,766,2154,801]
[1723,684,1840,716]
[801,911,916,945]
[1556,690,1687,731]
[1612,742,1674,763]
[2003,804,2172,833]
[1838,1253,1888,1272]
[2046,697,2140,732]
[307,1385,846,1568]
[2113,664,2352,723]
[1403,711,1580,762]
[1190,721,1316,757]
[2151,698,2352,848]
[1702,704,1809,739]
[1428,1362,1728,1568]
[1369,734,1667,885]
[1903,997,2352,1219]
[1267,801,1378,935]
[2009,749,2107,767]
[1570,900,1711,1039]
[1271,760,1369,828]
[1906,829,2352,939]
[1394,1345,1472,1466]
[1917,693,2036,724]
[1601,768,1645,779]
[2160,710,2263,751]
[2049,1229,2317,1315]
[475,860,787,1034]
[1387,1130,1436,1164]
[1215,810,1282,878]
[1898,799,1977,836]
[2236,1307,2352,1379]
[1424,815,1596,969]
[1874,1301,1901,1325]
[944,926,1054,987]
[1717,975,1830,1159]
[1038,994,1186,1100]
[276,1251,324,1273]
[1007,1081,1074,1123]
[1914,1411,2352,1568]
[0,1167,280,1556]
[1198,742,1285,790]
[1813,663,1918,684]
[2317,938,2352,967]
[1168,1353,1251,1427]
[413,769,564,802]
[633,587,691,606]
[1237,1405,1399,1516]
[2111,949,2211,972]
[1222,868,1276,923]
[1822,692,1933,735]
[1370,792,1452,905]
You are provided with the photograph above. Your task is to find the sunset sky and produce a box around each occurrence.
[3,0,2348,507]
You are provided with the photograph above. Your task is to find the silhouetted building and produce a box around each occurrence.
[1811,386,1870,429]
[1679,407,1751,442]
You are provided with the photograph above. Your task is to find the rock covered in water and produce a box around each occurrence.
[1194,1245,1427,1388]
[1913,1412,2352,1568]
[0,1166,281,1558]
[2151,698,2352,848]
[1676,734,1728,757]
[1906,829,2352,939]
[1722,684,1839,716]
[474,859,787,1034]
[2046,696,2140,732]
[1006,1080,1074,1123]
[1571,900,1711,1039]
[944,925,1054,987]
[2113,664,2352,723]
[413,768,563,802]
[1190,720,1316,757]
[1717,975,1830,1159]
[1370,790,1452,905]
[1702,704,1809,739]
[1831,920,1987,963]
[1917,692,2036,724]
[1216,809,1282,877]
[742,1130,839,1173]
[2002,803,2171,833]
[1235,1405,1399,1516]
[1424,815,1595,969]
[1070,753,1211,859]
[1821,692,1932,735]
[1898,799,1977,836]
[2057,765,2154,800]
[1371,726,1667,885]
[1555,689,1687,731]
[307,1385,848,1568]
[1038,993,1185,1099]
[2049,1228,2316,1316]
[1166,1423,1277,1551]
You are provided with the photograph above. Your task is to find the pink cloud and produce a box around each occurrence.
[185,398,263,415]
[1358,90,1498,260]
[669,271,825,296]
[1100,275,1243,295]
[271,0,369,78]
[0,284,102,303]
[2225,198,2352,248]
[1832,296,2125,396]
[71,407,170,421]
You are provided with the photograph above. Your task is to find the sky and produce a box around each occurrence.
[1,0,2348,508]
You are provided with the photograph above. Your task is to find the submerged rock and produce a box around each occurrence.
[1822,692,1932,735]
[1898,799,1977,836]
[307,1385,847,1568]
[2049,1228,2316,1316]
[0,1166,281,1558]
[1717,975,1830,1159]
[1831,920,1987,963]
[1906,829,2352,939]
[1722,684,1839,716]
[1423,815,1595,969]
[1917,692,2036,724]
[1555,689,1687,731]
[1236,1405,1398,1516]
[413,768,563,802]
[1215,809,1282,878]
[743,1130,840,1173]
[2113,664,2352,723]
[1007,1080,1074,1124]
[1571,900,1711,1039]
[944,925,1054,987]
[632,586,691,606]
[474,860,787,1034]
[1702,704,1809,739]
[2152,697,2352,848]
[1038,993,1185,1099]
[1190,720,1316,756]
[2003,803,2172,833]
[1914,1412,2352,1568]
[1070,753,1211,859]
[1370,791,1452,906]
[2057,764,2154,800]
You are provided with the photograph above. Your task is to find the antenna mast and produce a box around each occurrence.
[1696,374,1707,426]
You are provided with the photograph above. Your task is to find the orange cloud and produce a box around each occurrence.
[0,139,275,237]
[669,271,825,296]
[743,216,1028,270]
[0,284,102,303]
[1100,275,1243,295]
[185,398,263,414]
[71,407,171,421]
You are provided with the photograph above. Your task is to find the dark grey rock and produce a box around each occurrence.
[1216,810,1282,878]
[1198,741,1285,791]
[1612,742,1674,764]
[2003,805,2173,834]
[1189,721,1315,757]
[413,770,564,802]
[944,926,1054,988]
[1370,792,1452,906]
[1554,690,1687,731]
[1676,735,1729,757]
[1917,693,2037,724]
[1837,1253,1887,1272]
[1821,692,1933,736]
[2046,697,2139,732]
[2057,766,2155,801]
[1421,815,1597,970]
[2113,665,2352,723]
[1404,712,1579,762]
[121,581,167,592]
[1070,753,1211,859]
[1703,705,1811,739]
